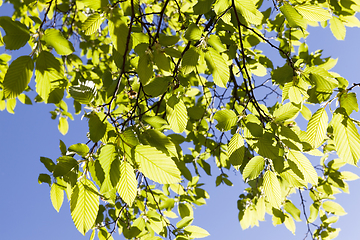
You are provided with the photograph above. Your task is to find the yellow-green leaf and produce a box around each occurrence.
[234,0,263,25]
[70,179,99,235]
[43,29,75,55]
[228,133,245,170]
[280,4,307,29]
[263,170,282,209]
[295,5,331,22]
[273,102,300,122]
[135,145,181,184]
[330,16,346,40]
[3,56,33,99]
[166,96,188,134]
[214,109,237,131]
[82,13,104,36]
[184,225,210,238]
[117,161,137,206]
[306,108,328,148]
[323,201,347,216]
[204,47,229,88]
[243,156,264,180]
[50,183,64,212]
[332,109,360,165]
[58,117,69,135]
[287,149,318,185]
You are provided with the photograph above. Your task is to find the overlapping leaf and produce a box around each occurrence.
[70,179,99,235]
[135,145,181,184]
[228,133,245,170]
[243,156,264,180]
[287,149,318,185]
[263,170,282,209]
[204,47,229,88]
[50,183,64,212]
[0,16,29,50]
[3,56,33,99]
[166,96,188,134]
[117,161,137,206]
[43,29,75,55]
[306,108,328,148]
[82,13,104,35]
[214,109,237,131]
[332,109,360,165]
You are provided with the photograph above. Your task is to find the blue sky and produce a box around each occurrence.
[1,4,360,240]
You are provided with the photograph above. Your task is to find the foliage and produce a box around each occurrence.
[1,0,360,239]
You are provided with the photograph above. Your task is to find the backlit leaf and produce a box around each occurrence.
[228,133,245,170]
[306,108,328,148]
[214,109,237,131]
[82,13,104,35]
[184,225,210,238]
[43,29,75,55]
[243,156,264,180]
[166,96,188,134]
[3,56,33,99]
[50,183,64,212]
[263,170,282,209]
[135,145,181,184]
[70,179,99,235]
[295,5,331,22]
[332,108,360,165]
[280,4,307,29]
[0,16,30,50]
[287,149,318,185]
[330,17,346,40]
[205,47,229,88]
[323,201,347,216]
[117,161,137,206]
[273,102,300,122]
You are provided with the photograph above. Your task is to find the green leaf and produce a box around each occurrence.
[308,203,319,223]
[69,81,97,104]
[323,201,347,216]
[53,156,78,177]
[306,108,328,148]
[214,109,237,131]
[184,23,202,41]
[58,117,69,135]
[280,4,307,29]
[176,216,194,229]
[284,200,302,222]
[88,112,107,142]
[193,0,214,15]
[77,0,107,10]
[153,49,171,72]
[117,160,137,206]
[98,144,117,176]
[287,149,318,185]
[228,133,245,170]
[273,102,300,122]
[332,109,360,165]
[43,29,75,55]
[108,18,131,55]
[144,129,178,158]
[204,47,229,88]
[135,145,181,184]
[38,173,52,186]
[234,0,263,25]
[3,56,33,99]
[184,225,210,238]
[159,34,179,46]
[35,51,65,103]
[82,13,104,36]
[243,156,264,180]
[50,183,64,212]
[263,170,282,209]
[330,16,346,40]
[181,46,200,75]
[166,96,188,134]
[68,143,89,158]
[137,54,154,85]
[0,16,30,50]
[40,156,56,172]
[340,92,358,115]
[294,5,331,22]
[70,179,99,235]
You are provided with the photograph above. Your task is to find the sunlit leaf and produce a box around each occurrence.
[287,149,318,185]
[323,201,347,216]
[306,108,328,148]
[50,183,64,212]
[205,47,229,88]
[43,29,75,55]
[263,170,282,209]
[135,145,181,184]
[117,160,137,206]
[70,179,99,235]
[166,96,188,134]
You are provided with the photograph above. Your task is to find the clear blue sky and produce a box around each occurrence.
[1,4,360,240]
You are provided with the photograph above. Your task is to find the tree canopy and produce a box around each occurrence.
[1,0,360,239]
